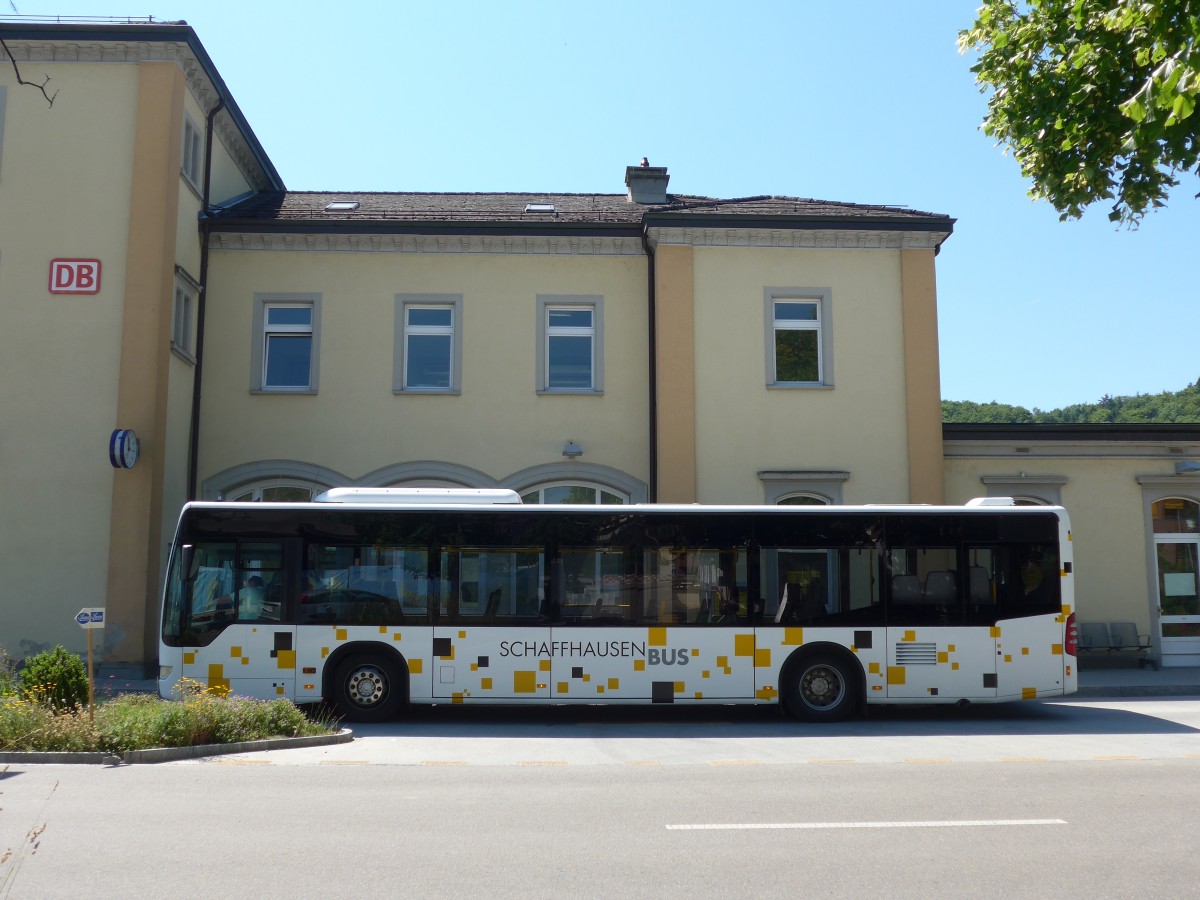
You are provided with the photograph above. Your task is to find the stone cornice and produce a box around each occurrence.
[647,225,949,250]
[2,36,274,190]
[207,232,647,256]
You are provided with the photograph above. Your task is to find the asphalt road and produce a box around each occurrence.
[3,698,1199,899]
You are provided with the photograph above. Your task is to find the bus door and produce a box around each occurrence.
[885,543,997,701]
[434,546,551,701]
[176,539,296,701]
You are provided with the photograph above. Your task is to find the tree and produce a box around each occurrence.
[960,0,1200,225]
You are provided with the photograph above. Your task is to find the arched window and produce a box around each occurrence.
[1152,498,1200,534]
[520,482,628,505]
[229,482,317,502]
[775,493,830,506]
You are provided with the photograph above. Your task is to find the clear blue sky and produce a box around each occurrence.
[11,0,1199,410]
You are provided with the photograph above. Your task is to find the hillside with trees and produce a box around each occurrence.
[943,381,1200,424]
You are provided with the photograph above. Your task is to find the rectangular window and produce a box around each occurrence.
[171,270,198,361]
[181,114,202,190]
[765,288,832,387]
[252,294,321,393]
[394,295,462,392]
[302,543,425,625]
[439,547,545,624]
[537,296,603,393]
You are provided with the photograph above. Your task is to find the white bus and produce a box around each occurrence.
[158,490,1078,722]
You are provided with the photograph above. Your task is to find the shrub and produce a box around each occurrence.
[20,645,90,712]
[0,646,18,697]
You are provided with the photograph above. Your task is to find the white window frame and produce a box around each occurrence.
[394,294,463,393]
[181,113,203,191]
[251,293,321,393]
[229,482,318,502]
[171,268,199,363]
[519,482,629,505]
[764,287,833,388]
[537,295,603,394]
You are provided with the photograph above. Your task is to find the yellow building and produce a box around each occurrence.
[3,21,1197,673]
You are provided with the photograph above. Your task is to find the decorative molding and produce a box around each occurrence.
[2,37,273,190]
[207,232,647,256]
[648,226,949,250]
[944,440,1200,460]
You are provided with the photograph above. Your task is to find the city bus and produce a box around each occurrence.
[158,489,1078,722]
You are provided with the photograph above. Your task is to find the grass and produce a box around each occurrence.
[0,675,337,754]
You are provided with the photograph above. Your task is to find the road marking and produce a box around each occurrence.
[420,760,468,766]
[807,759,857,765]
[1092,755,1140,761]
[626,760,660,766]
[214,759,271,765]
[666,818,1067,832]
[519,760,567,766]
[319,760,371,765]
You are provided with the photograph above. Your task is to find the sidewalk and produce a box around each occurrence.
[1076,662,1200,698]
[99,666,1200,701]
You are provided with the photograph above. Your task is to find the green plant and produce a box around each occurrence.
[0,645,18,697]
[1,686,333,753]
[20,644,89,712]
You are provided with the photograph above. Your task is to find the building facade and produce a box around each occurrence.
[3,21,1197,673]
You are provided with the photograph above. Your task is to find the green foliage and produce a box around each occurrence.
[20,644,89,712]
[0,646,18,697]
[0,682,332,753]
[960,0,1200,225]
[944,379,1200,423]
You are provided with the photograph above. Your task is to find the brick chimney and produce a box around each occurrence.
[625,162,669,204]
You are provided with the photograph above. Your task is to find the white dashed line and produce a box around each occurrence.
[665,818,1067,831]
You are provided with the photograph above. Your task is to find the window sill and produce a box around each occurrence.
[766,382,834,390]
[394,388,461,396]
[250,388,318,395]
[537,388,604,396]
[180,171,203,202]
[170,344,196,366]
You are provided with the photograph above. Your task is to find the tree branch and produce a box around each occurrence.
[0,34,58,106]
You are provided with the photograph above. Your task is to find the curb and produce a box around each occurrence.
[1074,685,1200,698]
[0,728,353,765]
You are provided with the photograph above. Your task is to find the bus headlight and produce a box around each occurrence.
[159,665,173,680]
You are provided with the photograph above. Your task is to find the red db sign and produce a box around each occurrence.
[49,259,102,295]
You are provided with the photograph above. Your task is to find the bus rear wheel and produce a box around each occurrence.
[331,655,403,723]
[782,652,861,723]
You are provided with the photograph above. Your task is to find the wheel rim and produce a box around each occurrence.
[345,663,388,709]
[798,662,845,710]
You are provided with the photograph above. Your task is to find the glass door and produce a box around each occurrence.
[1155,537,1200,665]
[1151,498,1200,666]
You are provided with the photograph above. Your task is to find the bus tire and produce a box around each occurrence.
[331,654,404,723]
[781,650,862,723]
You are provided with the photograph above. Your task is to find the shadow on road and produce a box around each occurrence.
[341,697,1199,740]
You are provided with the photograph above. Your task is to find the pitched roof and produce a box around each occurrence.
[209,190,955,239]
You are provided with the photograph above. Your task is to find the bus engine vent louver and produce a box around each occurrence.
[895,643,939,666]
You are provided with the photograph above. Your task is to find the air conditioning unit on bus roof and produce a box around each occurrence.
[314,487,523,505]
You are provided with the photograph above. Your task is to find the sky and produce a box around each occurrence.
[8,0,1198,410]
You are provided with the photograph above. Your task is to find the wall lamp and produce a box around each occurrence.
[562,441,583,459]
[1175,461,1200,474]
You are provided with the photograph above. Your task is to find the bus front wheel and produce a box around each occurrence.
[331,655,403,723]
[782,652,861,723]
